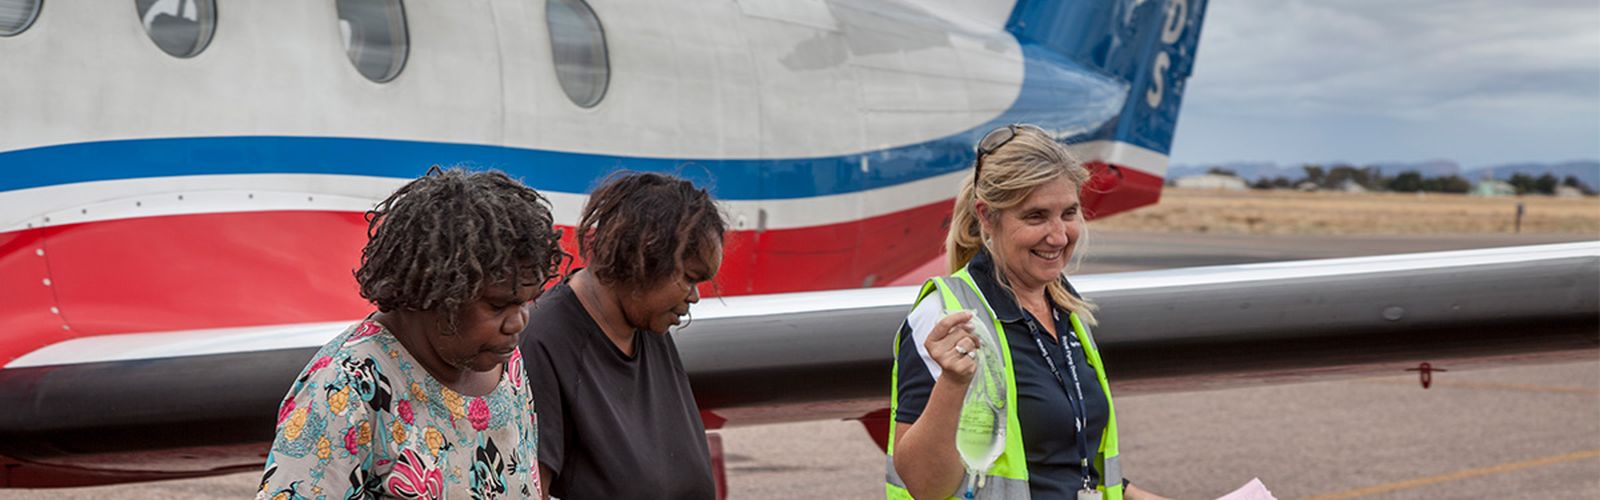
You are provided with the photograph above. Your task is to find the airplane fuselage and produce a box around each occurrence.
[0,0,1206,487]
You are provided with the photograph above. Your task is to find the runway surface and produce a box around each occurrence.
[5,230,1596,499]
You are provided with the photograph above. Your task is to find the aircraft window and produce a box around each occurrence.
[134,0,216,57]
[0,0,42,37]
[336,0,408,83]
[547,0,608,108]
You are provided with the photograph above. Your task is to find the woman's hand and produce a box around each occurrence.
[893,310,985,498]
[924,310,980,384]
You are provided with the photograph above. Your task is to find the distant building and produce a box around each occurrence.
[1174,174,1247,191]
[1295,181,1319,192]
[1472,180,1515,197]
[1335,180,1367,193]
[1555,185,1584,198]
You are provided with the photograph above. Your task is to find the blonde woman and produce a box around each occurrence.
[887,125,1169,500]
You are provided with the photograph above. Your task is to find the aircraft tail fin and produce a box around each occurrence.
[1001,0,1210,217]
[1008,0,1209,156]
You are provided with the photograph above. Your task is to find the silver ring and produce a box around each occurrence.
[954,345,968,355]
[965,350,977,359]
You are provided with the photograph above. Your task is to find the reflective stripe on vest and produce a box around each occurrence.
[886,455,1032,500]
[887,270,1123,500]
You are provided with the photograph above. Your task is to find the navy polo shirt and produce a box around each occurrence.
[895,248,1113,498]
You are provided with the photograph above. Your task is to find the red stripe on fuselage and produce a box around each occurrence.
[0,165,1161,365]
[0,229,68,366]
[0,203,951,364]
[0,211,375,366]
[1082,161,1164,219]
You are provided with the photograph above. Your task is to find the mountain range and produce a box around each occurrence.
[1169,160,1600,189]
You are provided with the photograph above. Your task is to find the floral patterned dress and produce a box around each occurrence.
[258,319,540,499]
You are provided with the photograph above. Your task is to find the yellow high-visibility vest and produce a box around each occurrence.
[886,267,1122,500]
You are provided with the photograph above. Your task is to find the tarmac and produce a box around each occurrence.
[4,230,1596,499]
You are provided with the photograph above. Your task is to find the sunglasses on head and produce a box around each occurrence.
[974,124,1047,180]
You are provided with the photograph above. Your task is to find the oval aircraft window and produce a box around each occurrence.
[546,0,609,108]
[134,0,216,57]
[0,0,42,37]
[336,0,408,83]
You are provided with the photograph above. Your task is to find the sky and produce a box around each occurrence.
[1166,0,1600,169]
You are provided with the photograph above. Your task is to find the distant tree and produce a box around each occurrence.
[1206,167,1238,177]
[1563,175,1597,195]
[1323,165,1351,189]
[1302,165,1326,187]
[1363,166,1387,190]
[1323,164,1378,190]
[1249,178,1273,190]
[1507,173,1537,195]
[1438,175,1472,193]
[1420,175,1470,193]
[1388,171,1424,192]
[1323,165,1350,188]
[1271,176,1293,188]
[1420,177,1442,192]
[1534,173,1559,195]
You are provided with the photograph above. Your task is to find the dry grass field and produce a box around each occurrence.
[1093,187,1600,236]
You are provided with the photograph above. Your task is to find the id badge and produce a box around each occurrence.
[1077,488,1102,500]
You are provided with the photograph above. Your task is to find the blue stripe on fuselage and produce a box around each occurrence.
[0,135,974,200]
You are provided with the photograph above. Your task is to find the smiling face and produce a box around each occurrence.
[433,270,543,372]
[621,235,723,334]
[981,175,1082,293]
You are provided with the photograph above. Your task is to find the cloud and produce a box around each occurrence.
[1171,0,1600,166]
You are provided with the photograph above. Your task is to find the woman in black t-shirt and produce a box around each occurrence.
[520,172,726,500]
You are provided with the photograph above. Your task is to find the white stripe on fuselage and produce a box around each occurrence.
[0,141,1167,233]
[4,321,356,369]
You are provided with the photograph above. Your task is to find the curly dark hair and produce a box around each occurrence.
[356,167,567,333]
[578,171,726,291]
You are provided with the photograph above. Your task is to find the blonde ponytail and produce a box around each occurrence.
[945,171,984,275]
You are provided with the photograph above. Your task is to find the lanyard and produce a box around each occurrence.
[1021,309,1095,491]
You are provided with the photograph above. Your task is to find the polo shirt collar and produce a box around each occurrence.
[964,246,1085,325]
[965,247,1025,323]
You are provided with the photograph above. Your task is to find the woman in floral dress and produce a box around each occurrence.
[259,168,566,499]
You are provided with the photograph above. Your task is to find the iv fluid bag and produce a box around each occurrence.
[956,348,1005,473]
[953,309,1007,476]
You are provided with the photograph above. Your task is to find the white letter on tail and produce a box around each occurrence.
[1146,51,1170,108]
[1147,0,1188,108]
[1161,0,1188,44]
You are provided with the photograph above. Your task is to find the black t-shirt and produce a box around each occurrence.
[894,249,1113,499]
[519,280,716,500]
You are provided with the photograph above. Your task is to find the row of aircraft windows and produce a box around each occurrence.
[0,0,609,108]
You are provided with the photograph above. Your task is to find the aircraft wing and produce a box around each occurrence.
[1,241,1594,486]
[685,241,1599,428]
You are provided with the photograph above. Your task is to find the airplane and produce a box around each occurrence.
[2,0,1595,493]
